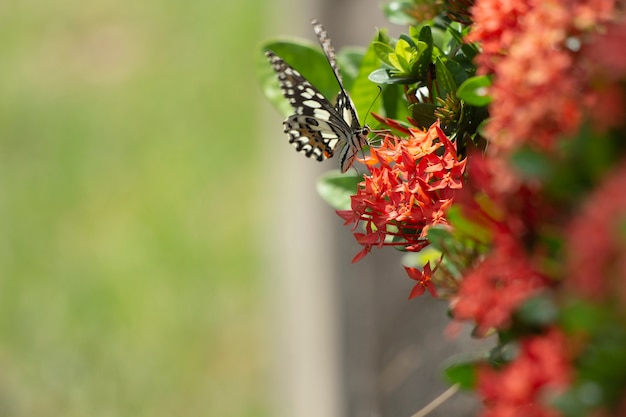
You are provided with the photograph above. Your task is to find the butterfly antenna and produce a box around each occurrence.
[365,87,393,146]
[363,86,382,128]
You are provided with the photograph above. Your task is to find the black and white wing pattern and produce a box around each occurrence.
[265,19,369,173]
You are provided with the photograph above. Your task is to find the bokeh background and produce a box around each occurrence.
[0,1,268,416]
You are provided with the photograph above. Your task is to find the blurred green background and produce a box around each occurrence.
[0,1,268,416]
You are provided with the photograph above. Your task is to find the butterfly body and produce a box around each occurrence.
[265,20,369,173]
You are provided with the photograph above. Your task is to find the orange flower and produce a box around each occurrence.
[337,121,466,289]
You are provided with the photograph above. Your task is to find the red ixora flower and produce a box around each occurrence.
[565,160,626,305]
[467,0,615,158]
[405,263,438,298]
[477,329,572,417]
[337,121,466,265]
[451,234,550,336]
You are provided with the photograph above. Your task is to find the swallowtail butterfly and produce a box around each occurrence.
[265,19,369,173]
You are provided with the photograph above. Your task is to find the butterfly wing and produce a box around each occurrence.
[265,50,352,161]
[283,114,351,161]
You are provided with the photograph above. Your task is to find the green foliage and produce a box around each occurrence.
[347,41,383,123]
[510,146,555,181]
[434,56,458,100]
[444,357,479,389]
[457,76,492,106]
[316,170,361,211]
[556,300,626,416]
[426,225,455,251]
[516,294,559,327]
[370,26,433,83]
[446,206,492,246]
[544,123,623,204]
[559,299,612,335]
[366,20,486,137]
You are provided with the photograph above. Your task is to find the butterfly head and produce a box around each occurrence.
[337,125,371,173]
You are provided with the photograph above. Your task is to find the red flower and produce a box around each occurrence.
[405,263,438,298]
[467,0,615,159]
[338,121,466,265]
[477,329,572,417]
[451,234,549,336]
[565,160,626,305]
[583,19,626,131]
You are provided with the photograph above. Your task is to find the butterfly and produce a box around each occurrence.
[265,19,369,173]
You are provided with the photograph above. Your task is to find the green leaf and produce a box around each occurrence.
[369,68,417,85]
[426,225,455,251]
[447,25,479,62]
[409,102,438,128]
[316,170,361,210]
[415,26,434,79]
[559,300,610,333]
[349,41,383,125]
[432,26,449,52]
[446,23,466,46]
[553,386,598,417]
[446,59,469,89]
[460,42,480,63]
[457,76,492,106]
[434,56,457,100]
[575,325,626,406]
[381,84,409,121]
[372,41,395,66]
[510,147,555,181]
[516,294,558,326]
[399,33,417,49]
[337,48,364,92]
[389,38,414,73]
[487,340,519,364]
[444,360,478,389]
[368,68,393,84]
[375,27,392,46]
[446,206,492,245]
[389,54,409,74]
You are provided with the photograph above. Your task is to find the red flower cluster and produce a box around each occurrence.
[583,19,626,131]
[566,161,626,305]
[477,329,572,417]
[451,234,550,336]
[337,121,466,264]
[468,0,615,156]
[450,154,553,334]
